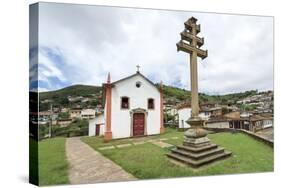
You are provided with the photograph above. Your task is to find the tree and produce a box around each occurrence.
[239,104,257,111]
[58,112,70,119]
[39,103,50,111]
[38,124,49,140]
[57,97,69,106]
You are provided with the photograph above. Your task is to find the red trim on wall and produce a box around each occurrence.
[160,84,165,134]
[104,73,113,141]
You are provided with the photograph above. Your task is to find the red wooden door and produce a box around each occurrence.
[95,124,100,136]
[133,113,145,136]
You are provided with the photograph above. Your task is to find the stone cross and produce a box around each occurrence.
[167,17,231,168]
[136,64,140,73]
[176,17,208,118]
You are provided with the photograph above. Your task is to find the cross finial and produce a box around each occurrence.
[107,72,111,83]
[160,80,163,91]
[136,65,140,73]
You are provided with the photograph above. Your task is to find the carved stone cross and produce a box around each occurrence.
[136,64,140,73]
[167,17,231,168]
[176,17,208,118]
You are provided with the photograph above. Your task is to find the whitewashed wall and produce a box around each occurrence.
[205,121,229,129]
[88,114,105,136]
[199,111,211,120]
[263,119,273,128]
[178,107,191,129]
[108,74,161,139]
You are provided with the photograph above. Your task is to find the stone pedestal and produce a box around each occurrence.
[184,117,209,147]
[167,117,231,168]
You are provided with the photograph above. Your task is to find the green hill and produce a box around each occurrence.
[38,84,259,110]
[40,84,101,100]
[157,84,258,105]
[39,85,102,111]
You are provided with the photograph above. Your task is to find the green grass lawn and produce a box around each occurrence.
[82,128,273,179]
[38,137,70,185]
[29,138,39,185]
[81,127,184,149]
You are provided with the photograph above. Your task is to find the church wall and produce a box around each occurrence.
[88,114,105,136]
[110,74,161,139]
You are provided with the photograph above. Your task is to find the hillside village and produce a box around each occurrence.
[30,84,273,140]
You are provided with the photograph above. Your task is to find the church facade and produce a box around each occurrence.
[89,70,165,140]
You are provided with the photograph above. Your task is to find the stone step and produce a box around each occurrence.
[167,151,232,168]
[171,147,225,160]
[176,143,218,153]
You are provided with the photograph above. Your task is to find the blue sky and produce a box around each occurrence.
[29,3,274,94]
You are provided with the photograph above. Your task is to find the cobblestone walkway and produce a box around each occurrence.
[66,137,136,184]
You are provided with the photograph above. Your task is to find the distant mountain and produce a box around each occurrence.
[38,84,261,110]
[39,85,102,100]
[38,85,102,111]
[156,83,260,105]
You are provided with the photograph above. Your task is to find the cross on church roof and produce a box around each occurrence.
[136,65,140,73]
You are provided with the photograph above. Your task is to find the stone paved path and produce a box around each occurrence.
[66,137,136,184]
[151,141,173,148]
[97,137,180,150]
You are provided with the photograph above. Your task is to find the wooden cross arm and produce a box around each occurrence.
[176,41,208,59]
[180,30,204,47]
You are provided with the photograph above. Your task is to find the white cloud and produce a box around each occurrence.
[36,3,274,94]
[39,49,66,81]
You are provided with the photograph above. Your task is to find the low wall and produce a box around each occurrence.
[239,129,273,148]
[204,127,273,148]
[205,121,229,129]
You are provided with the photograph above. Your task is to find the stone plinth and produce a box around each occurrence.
[167,117,232,168]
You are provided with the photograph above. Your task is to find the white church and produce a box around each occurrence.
[89,68,165,140]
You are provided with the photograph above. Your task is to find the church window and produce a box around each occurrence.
[148,98,154,109]
[121,97,129,109]
[136,81,142,88]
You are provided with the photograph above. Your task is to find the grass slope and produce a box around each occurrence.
[38,137,69,185]
[82,129,273,179]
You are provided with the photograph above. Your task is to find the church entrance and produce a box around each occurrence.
[133,113,145,136]
[95,124,100,136]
